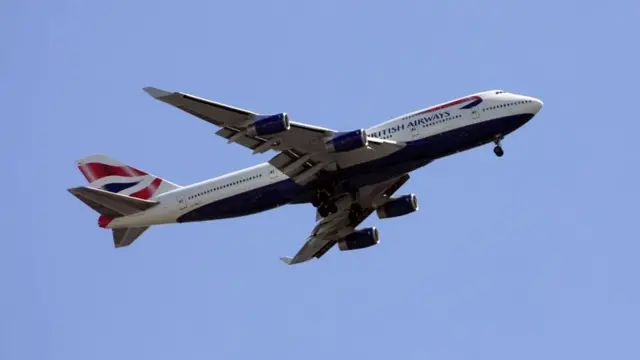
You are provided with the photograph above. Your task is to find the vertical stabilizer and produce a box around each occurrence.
[76,154,180,200]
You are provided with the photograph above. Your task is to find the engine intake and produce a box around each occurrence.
[376,194,419,219]
[338,227,380,251]
[246,113,290,137]
[325,129,368,153]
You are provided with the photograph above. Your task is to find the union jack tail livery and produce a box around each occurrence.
[76,154,179,199]
[68,154,181,248]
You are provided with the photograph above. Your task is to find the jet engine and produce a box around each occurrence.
[246,113,290,137]
[325,129,368,153]
[376,194,419,219]
[337,227,380,251]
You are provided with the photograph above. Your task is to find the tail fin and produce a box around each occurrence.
[71,154,179,248]
[76,154,180,199]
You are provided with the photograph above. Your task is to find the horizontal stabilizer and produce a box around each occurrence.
[68,186,158,217]
[112,227,150,248]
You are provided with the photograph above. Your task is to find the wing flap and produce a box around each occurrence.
[215,127,267,150]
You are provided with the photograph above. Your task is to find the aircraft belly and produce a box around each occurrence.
[177,179,304,222]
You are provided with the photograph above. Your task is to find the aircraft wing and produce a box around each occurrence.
[143,87,404,185]
[280,173,411,265]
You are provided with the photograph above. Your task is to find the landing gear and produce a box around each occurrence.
[348,203,364,224]
[318,202,338,217]
[493,136,504,157]
[313,188,338,217]
[313,185,361,219]
[312,188,331,207]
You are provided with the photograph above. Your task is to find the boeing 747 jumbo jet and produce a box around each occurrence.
[68,88,543,265]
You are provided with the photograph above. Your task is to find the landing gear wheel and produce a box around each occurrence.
[348,204,364,224]
[492,135,504,158]
[327,202,338,214]
[312,189,331,208]
[318,205,329,217]
[348,212,358,224]
[318,202,338,218]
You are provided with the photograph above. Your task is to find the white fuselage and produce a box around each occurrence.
[108,90,542,229]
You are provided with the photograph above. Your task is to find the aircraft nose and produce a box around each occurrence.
[524,96,543,114]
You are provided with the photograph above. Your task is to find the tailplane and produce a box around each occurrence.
[68,186,158,247]
[70,154,180,248]
[111,227,150,248]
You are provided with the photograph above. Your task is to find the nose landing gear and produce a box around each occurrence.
[493,136,504,157]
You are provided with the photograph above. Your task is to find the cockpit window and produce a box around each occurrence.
[495,91,505,94]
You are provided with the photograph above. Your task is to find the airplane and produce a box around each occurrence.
[68,88,543,265]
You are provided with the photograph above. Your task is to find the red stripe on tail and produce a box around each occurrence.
[129,178,163,200]
[78,162,148,182]
[98,215,113,228]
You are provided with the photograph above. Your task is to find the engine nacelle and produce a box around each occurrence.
[337,227,380,251]
[376,194,419,219]
[246,113,290,137]
[325,129,368,153]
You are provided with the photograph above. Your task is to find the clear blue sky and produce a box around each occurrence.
[2,0,639,359]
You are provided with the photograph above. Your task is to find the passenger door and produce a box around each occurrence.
[470,108,480,120]
[411,124,420,139]
[177,195,187,210]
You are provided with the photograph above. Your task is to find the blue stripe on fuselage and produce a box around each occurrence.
[179,113,534,221]
[459,98,483,109]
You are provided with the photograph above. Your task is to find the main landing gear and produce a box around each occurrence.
[348,203,364,224]
[313,187,363,220]
[493,136,504,158]
[317,202,338,217]
[313,189,338,217]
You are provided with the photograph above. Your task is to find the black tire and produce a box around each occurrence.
[318,205,329,217]
[317,190,330,202]
[494,146,504,157]
[348,212,359,224]
[328,203,338,214]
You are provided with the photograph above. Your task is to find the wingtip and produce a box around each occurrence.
[280,257,294,265]
[143,86,172,99]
